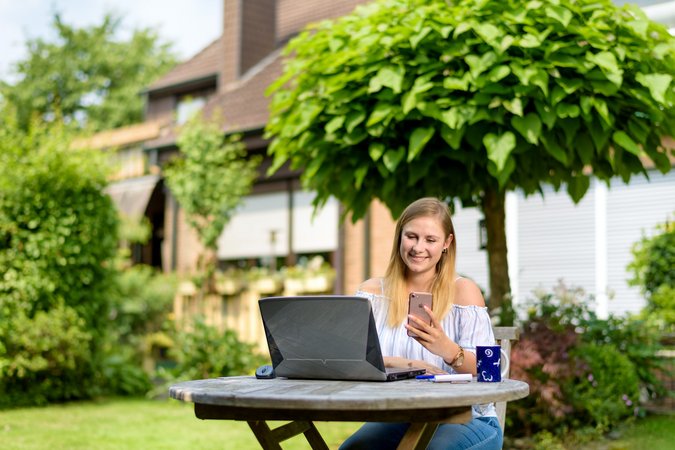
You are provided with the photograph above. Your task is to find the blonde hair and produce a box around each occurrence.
[383,197,457,327]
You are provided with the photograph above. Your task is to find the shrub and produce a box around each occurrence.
[509,283,664,437]
[628,218,675,328]
[566,343,640,430]
[0,303,94,407]
[96,265,177,396]
[0,122,118,406]
[166,319,267,382]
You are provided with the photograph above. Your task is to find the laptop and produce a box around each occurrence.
[259,295,426,381]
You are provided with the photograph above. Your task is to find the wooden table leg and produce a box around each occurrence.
[397,422,439,450]
[247,420,329,450]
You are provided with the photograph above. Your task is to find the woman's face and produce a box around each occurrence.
[399,215,452,276]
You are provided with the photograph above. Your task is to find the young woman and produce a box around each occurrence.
[340,197,502,450]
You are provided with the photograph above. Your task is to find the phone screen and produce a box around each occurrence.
[407,292,432,337]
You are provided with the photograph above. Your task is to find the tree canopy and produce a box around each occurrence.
[265,0,674,311]
[0,13,176,132]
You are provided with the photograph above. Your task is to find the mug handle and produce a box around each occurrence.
[500,348,509,379]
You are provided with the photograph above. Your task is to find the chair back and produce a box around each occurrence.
[492,326,520,432]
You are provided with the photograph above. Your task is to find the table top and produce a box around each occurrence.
[169,376,529,422]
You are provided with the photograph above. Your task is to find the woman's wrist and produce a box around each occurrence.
[443,344,464,369]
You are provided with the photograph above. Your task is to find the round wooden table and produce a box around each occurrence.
[170,376,529,449]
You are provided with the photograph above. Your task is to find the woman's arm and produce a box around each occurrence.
[383,356,447,375]
[405,278,488,376]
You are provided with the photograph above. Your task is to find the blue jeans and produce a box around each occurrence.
[339,416,503,450]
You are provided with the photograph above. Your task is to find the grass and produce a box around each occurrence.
[569,415,675,450]
[0,397,362,450]
[0,397,672,449]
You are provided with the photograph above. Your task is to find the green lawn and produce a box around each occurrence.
[0,397,362,450]
[0,397,672,449]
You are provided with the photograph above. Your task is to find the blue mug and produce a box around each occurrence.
[476,345,509,382]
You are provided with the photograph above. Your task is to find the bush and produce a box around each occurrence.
[166,319,267,382]
[628,218,675,328]
[566,343,640,430]
[508,283,664,437]
[98,265,177,396]
[0,303,95,407]
[0,122,118,406]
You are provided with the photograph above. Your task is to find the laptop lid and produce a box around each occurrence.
[259,295,425,381]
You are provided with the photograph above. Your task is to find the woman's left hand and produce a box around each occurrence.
[406,306,455,362]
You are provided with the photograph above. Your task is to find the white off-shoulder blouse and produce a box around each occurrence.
[356,278,498,419]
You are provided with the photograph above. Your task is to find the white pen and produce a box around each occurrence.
[432,374,472,383]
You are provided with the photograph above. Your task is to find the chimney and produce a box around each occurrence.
[221,0,277,90]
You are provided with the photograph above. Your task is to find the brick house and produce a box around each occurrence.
[102,0,386,297]
[99,0,674,320]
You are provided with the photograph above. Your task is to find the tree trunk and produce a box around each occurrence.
[481,187,512,323]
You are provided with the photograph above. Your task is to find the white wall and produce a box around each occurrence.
[451,170,675,317]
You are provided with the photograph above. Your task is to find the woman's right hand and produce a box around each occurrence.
[383,357,447,375]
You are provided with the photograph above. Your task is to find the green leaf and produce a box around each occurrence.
[407,126,435,162]
[498,35,515,54]
[567,174,590,203]
[576,133,595,165]
[530,69,549,96]
[545,6,573,28]
[519,34,541,48]
[475,23,501,43]
[354,165,368,189]
[511,113,542,144]
[440,125,465,150]
[369,66,405,94]
[636,73,672,104]
[625,20,648,39]
[535,100,557,129]
[503,98,524,116]
[382,146,405,172]
[345,110,366,133]
[325,116,345,134]
[487,65,511,83]
[366,103,394,127]
[592,98,612,126]
[368,142,385,161]
[612,131,642,156]
[540,132,569,165]
[466,52,497,79]
[496,157,516,189]
[557,78,583,95]
[586,51,623,86]
[484,131,516,172]
[443,76,469,91]
[556,103,580,118]
[410,26,432,49]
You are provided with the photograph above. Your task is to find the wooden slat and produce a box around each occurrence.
[397,422,438,450]
[492,326,519,341]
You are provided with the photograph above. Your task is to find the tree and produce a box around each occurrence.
[164,113,261,291]
[0,12,176,132]
[265,0,675,316]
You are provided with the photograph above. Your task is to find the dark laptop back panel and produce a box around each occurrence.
[259,296,389,381]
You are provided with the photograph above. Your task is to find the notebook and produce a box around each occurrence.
[258,295,426,381]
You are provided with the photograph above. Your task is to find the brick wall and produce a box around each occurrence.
[342,199,396,295]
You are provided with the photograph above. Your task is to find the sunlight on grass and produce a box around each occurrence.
[0,397,362,450]
[1,397,672,449]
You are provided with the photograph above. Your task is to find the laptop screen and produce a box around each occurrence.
[259,296,391,381]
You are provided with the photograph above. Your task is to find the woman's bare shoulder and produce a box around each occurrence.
[453,277,486,307]
[357,277,384,295]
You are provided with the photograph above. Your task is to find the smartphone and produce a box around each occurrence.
[407,292,433,337]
